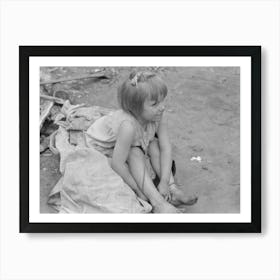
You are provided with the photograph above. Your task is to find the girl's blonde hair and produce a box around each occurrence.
[117,71,167,117]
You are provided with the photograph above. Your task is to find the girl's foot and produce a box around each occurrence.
[152,201,181,213]
[169,183,198,206]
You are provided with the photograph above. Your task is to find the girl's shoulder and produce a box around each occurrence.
[110,109,132,119]
[110,110,136,133]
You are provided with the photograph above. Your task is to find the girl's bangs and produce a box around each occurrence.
[149,80,167,101]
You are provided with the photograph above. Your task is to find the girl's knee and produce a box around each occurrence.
[128,147,145,163]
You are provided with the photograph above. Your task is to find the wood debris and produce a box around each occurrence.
[40,71,108,85]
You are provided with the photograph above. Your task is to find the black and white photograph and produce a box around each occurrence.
[40,66,239,214]
[20,46,260,232]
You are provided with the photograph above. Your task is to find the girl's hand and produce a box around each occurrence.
[158,181,172,202]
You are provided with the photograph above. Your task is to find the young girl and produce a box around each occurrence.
[86,71,198,213]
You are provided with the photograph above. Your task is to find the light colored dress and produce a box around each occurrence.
[85,110,159,157]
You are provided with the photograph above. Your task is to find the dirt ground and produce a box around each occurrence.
[40,66,240,213]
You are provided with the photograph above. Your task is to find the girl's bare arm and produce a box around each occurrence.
[157,114,172,184]
[111,121,147,199]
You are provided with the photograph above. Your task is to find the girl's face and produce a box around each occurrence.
[140,95,166,123]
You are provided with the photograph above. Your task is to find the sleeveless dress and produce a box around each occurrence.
[85,110,159,157]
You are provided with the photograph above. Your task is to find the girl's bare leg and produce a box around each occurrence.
[127,147,179,213]
[148,139,198,206]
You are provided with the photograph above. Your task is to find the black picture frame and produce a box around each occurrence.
[20,46,261,233]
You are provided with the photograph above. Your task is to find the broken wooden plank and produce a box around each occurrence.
[40,100,54,130]
[40,94,65,105]
[40,72,107,85]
